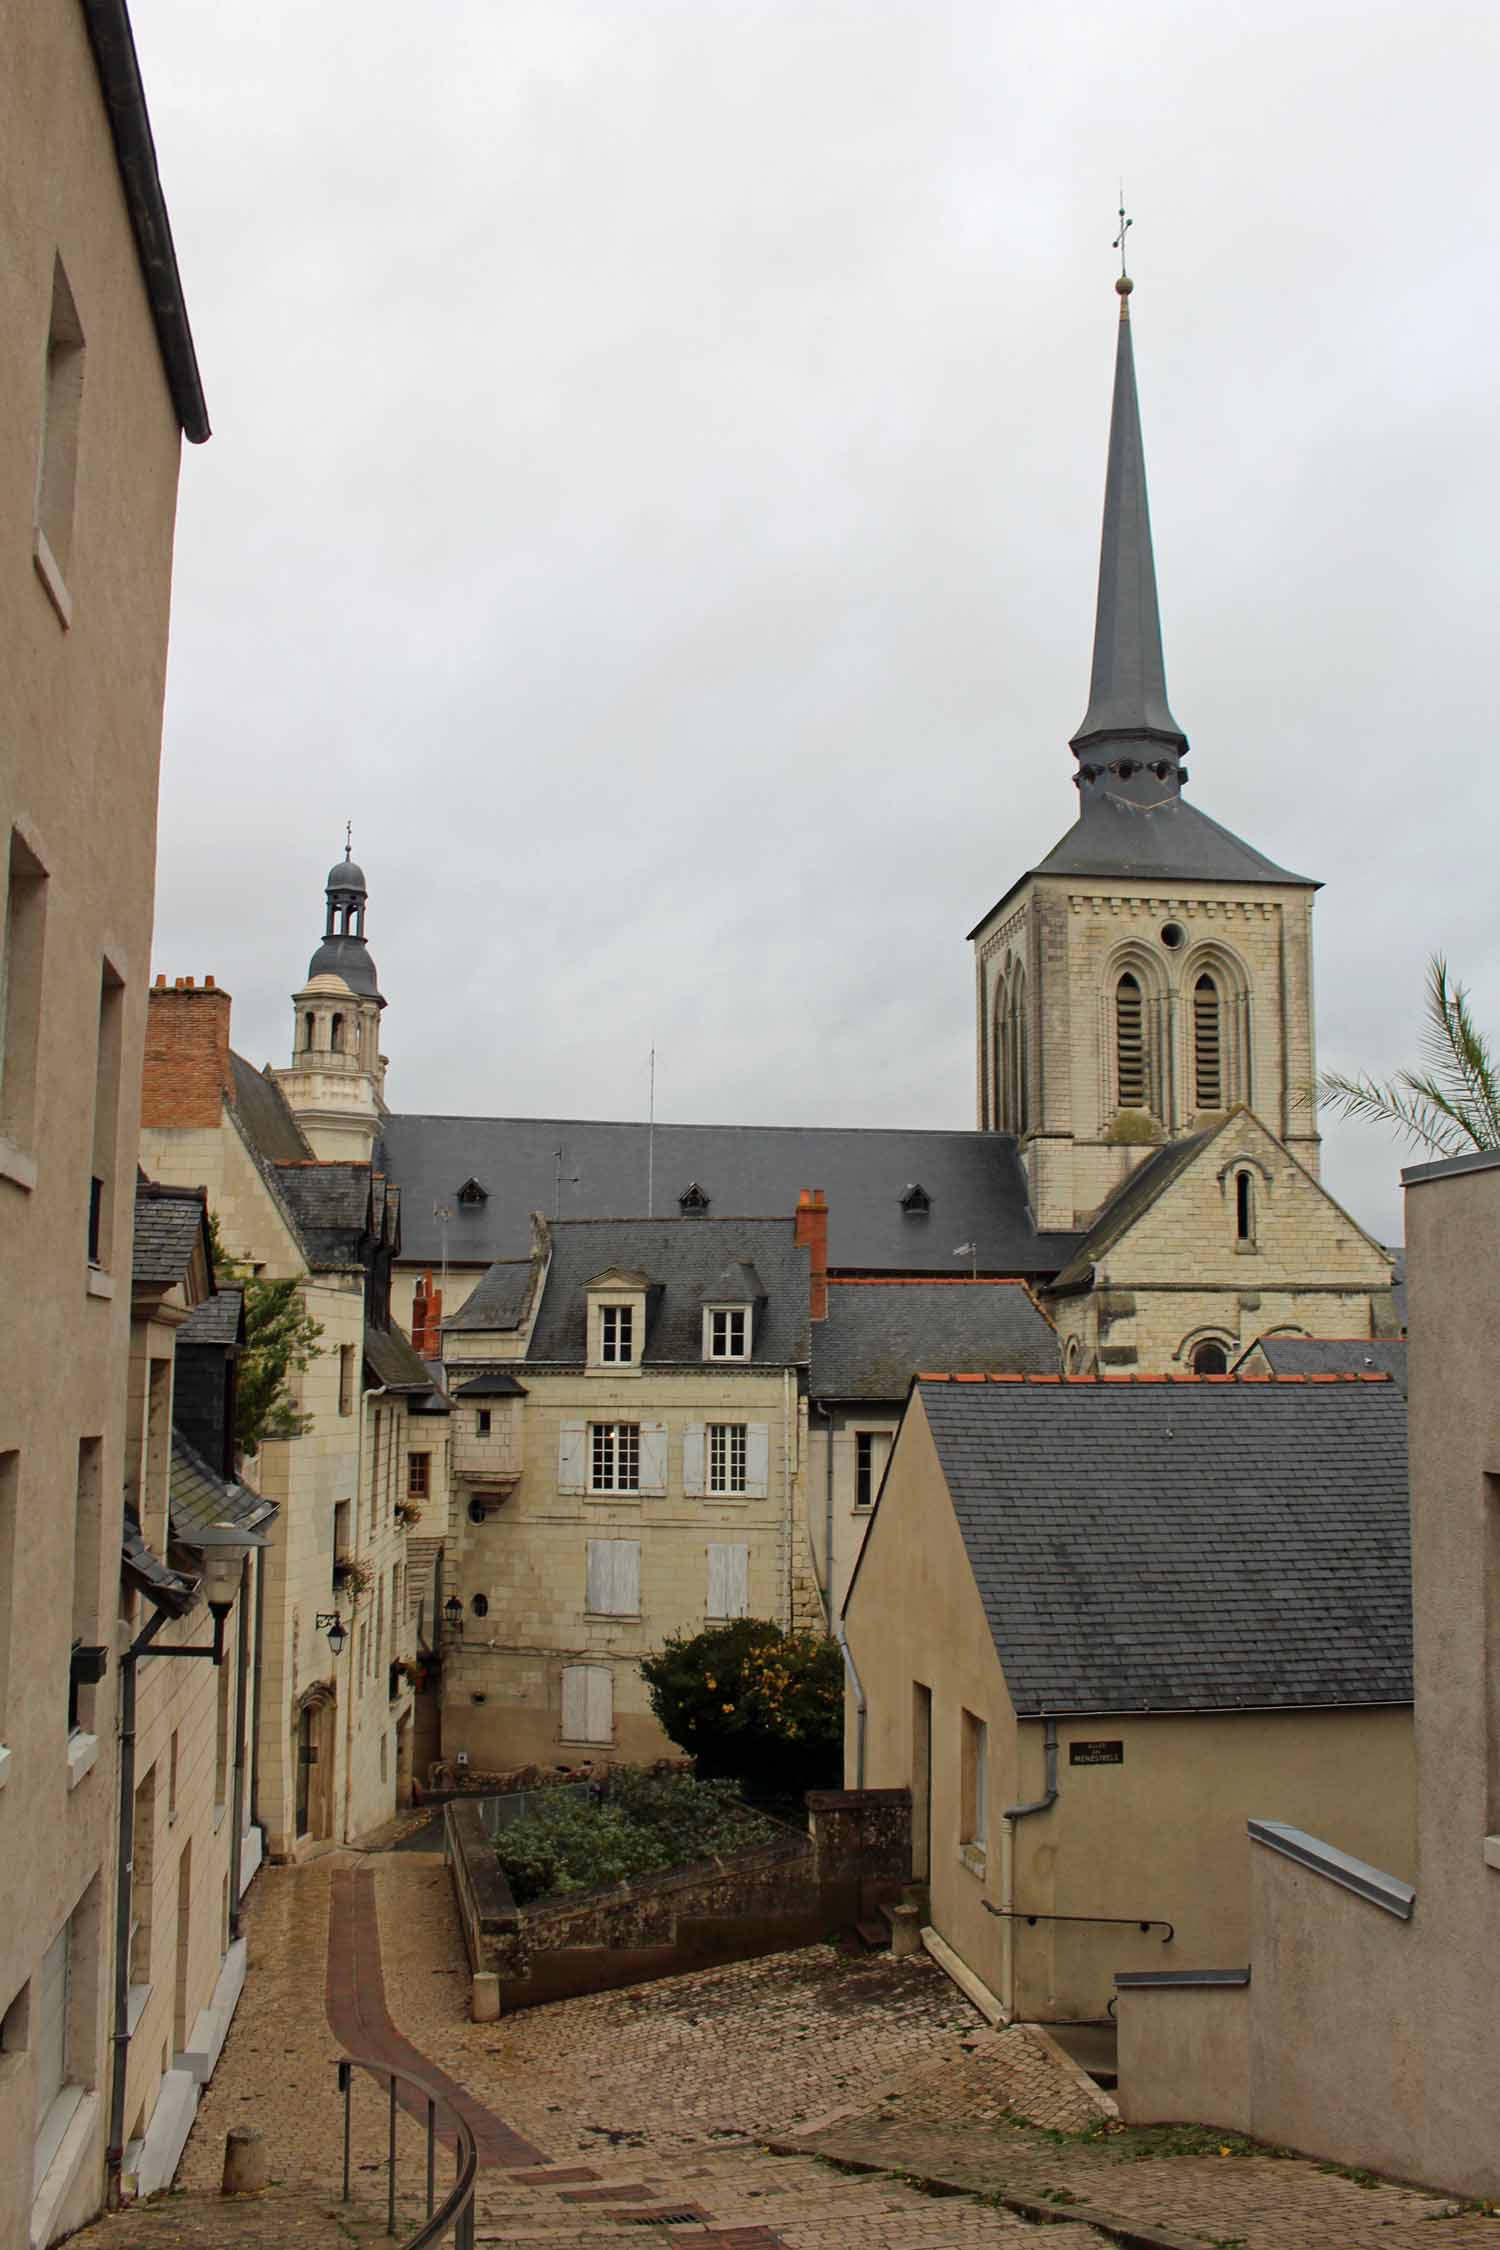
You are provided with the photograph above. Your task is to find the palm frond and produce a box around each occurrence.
[1316,1069,1474,1155]
[1418,956,1500,1147]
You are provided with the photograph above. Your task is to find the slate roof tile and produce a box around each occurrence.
[813,1280,1058,1400]
[133,1181,209,1286]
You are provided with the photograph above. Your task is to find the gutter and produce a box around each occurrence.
[80,0,210,441]
[836,1619,866,1789]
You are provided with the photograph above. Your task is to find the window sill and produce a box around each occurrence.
[85,1267,115,1299]
[957,1841,988,1880]
[586,1490,644,1503]
[213,1800,227,1834]
[67,1730,99,1788]
[126,1981,153,2035]
[0,1137,37,1192]
[1483,1836,1500,1873]
[33,524,73,628]
[584,1612,641,1623]
[559,1737,613,1750]
[1233,1240,1258,1256]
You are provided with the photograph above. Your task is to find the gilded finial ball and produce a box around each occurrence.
[1116,273,1134,297]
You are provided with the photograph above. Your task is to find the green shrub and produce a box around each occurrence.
[639,1619,843,1798]
[494,1767,777,1905]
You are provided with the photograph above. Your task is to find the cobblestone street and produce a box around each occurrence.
[67,1856,1500,2250]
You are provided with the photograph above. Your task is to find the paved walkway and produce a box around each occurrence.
[100,1855,1497,2250]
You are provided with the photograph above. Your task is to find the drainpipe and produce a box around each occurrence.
[836,1619,866,1789]
[999,1716,1059,2018]
[107,1606,169,2208]
[812,1399,835,1628]
[342,1382,388,1844]
[249,1541,265,1830]
[228,1559,250,1941]
[782,1370,793,1630]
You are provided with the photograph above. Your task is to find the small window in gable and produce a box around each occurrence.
[678,1182,710,1213]
[456,1177,488,1206]
[1235,1169,1255,1246]
[706,1307,750,1360]
[899,1184,931,1215]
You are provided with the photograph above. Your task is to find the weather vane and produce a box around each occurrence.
[1113,189,1132,278]
[345,819,353,857]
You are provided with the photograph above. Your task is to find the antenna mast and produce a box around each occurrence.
[647,1047,656,1218]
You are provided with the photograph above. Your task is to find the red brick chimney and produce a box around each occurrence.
[141,976,234,1128]
[410,1268,443,1355]
[795,1188,829,1321]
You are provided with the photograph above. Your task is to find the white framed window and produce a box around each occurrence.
[705,1307,750,1360]
[708,1423,747,1495]
[586,1538,640,1616]
[706,1542,749,1619]
[960,1708,988,1858]
[561,1662,613,1744]
[854,1429,891,1510]
[590,1422,640,1492]
[600,1304,634,1364]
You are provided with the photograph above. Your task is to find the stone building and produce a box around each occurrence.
[438,1213,822,1768]
[138,978,430,1854]
[0,3,207,2241]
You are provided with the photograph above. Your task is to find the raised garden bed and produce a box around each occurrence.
[493,1765,782,1905]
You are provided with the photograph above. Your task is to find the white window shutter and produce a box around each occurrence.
[586,1540,607,1613]
[638,1420,668,1494]
[586,1665,613,1742]
[558,1420,586,1494]
[744,1423,770,1498]
[617,1539,640,1615]
[683,1422,706,1497]
[708,1542,749,1618]
[561,1664,587,1738]
[587,1539,641,1615]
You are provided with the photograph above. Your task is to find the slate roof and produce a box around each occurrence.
[133,1181,210,1287]
[451,1370,528,1397]
[379,1115,1082,1276]
[229,1053,313,1163]
[169,1433,278,1547]
[178,1288,244,1348]
[519,1218,810,1366]
[1047,1132,1212,1292]
[122,1510,198,1615]
[812,1281,1059,1401]
[908,1375,1411,1717]
[273,1162,377,1268]
[1238,1337,1409,1396]
[364,1323,439,1396]
[444,1261,535,1333]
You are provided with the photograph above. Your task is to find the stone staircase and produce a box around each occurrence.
[469,2138,1110,2246]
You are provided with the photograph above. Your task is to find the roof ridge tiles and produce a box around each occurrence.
[915,1369,1390,1388]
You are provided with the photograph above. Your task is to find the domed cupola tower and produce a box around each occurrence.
[275,840,389,1160]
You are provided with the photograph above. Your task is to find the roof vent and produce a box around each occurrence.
[456,1177,488,1207]
[678,1181,710,1213]
[899,1183,931,1215]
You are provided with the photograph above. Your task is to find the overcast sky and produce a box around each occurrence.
[134,0,1499,1246]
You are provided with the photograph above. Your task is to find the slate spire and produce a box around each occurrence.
[1071,274,1187,806]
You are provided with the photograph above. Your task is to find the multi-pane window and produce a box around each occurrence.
[854,1430,891,1510]
[590,1422,640,1492]
[708,1308,749,1360]
[600,1304,634,1364]
[407,1451,430,1498]
[708,1423,747,1495]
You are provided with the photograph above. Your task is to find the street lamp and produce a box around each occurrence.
[443,1592,463,1635]
[315,1612,348,1658]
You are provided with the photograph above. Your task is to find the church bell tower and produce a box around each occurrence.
[275,842,388,1162]
[970,262,1322,1232]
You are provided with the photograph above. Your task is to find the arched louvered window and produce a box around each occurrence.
[330,1012,344,1052]
[1116,973,1146,1108]
[303,1011,315,1051]
[1193,975,1222,1109]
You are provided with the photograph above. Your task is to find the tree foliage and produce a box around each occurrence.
[1319,956,1500,1157]
[494,1767,776,1904]
[208,1215,324,1457]
[639,1619,844,1798]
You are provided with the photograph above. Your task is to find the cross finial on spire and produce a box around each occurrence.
[344,820,353,860]
[1113,189,1134,314]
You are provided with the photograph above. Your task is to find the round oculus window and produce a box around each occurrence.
[1160,922,1186,949]
[470,1592,489,1618]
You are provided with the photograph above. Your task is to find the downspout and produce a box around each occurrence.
[999,1716,1059,2018]
[342,1383,387,1844]
[228,1558,250,1941]
[836,1619,866,1790]
[106,1606,170,2209]
[249,1541,265,1828]
[812,1398,835,1628]
[782,1369,793,1631]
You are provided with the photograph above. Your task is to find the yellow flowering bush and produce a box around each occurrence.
[640,1619,843,1798]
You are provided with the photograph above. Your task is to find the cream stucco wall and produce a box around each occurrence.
[846,1393,1413,2024]
[440,1365,820,1773]
[1119,1155,1500,2196]
[0,4,187,2238]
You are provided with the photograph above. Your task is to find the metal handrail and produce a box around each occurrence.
[335,2055,478,2249]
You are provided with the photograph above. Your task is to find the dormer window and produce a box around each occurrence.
[457,1177,488,1207]
[899,1184,931,1215]
[600,1304,634,1365]
[678,1182,710,1214]
[707,1307,750,1360]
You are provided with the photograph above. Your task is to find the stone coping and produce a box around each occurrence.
[1248,1819,1416,1918]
